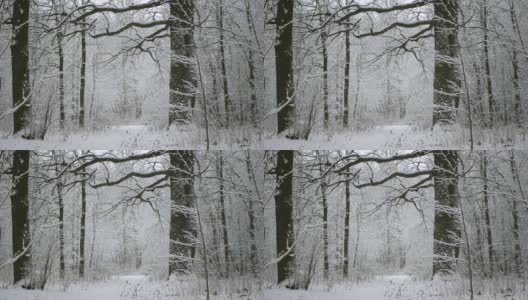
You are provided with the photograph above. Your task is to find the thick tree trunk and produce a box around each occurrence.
[508,1,523,127]
[79,166,87,278]
[217,154,230,275]
[480,153,494,275]
[343,26,351,128]
[508,151,522,275]
[58,28,65,129]
[218,0,231,127]
[79,23,86,128]
[55,154,65,279]
[11,0,32,137]
[433,150,461,276]
[168,151,196,276]
[244,151,259,276]
[169,0,196,126]
[317,152,329,278]
[11,150,31,284]
[481,0,494,127]
[343,173,351,278]
[432,0,460,126]
[275,0,295,135]
[244,0,260,127]
[275,150,294,283]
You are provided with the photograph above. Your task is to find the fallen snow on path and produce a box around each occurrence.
[1,124,526,150]
[1,274,523,300]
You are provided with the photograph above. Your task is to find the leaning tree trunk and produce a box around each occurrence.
[168,151,196,276]
[275,150,294,283]
[11,150,31,284]
[432,0,460,126]
[275,0,295,135]
[169,0,196,126]
[11,0,32,137]
[433,150,461,276]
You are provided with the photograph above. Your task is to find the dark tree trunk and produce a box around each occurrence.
[481,0,494,127]
[79,166,87,278]
[275,150,294,283]
[343,26,351,128]
[275,0,295,135]
[480,153,494,275]
[317,152,329,278]
[508,151,522,275]
[11,150,31,284]
[432,0,460,126]
[11,0,32,137]
[217,153,230,275]
[55,154,65,279]
[244,0,259,127]
[218,0,231,127]
[343,173,351,278]
[168,151,196,276]
[58,27,65,129]
[508,1,523,127]
[79,23,86,128]
[169,0,196,126]
[244,151,259,276]
[433,150,461,276]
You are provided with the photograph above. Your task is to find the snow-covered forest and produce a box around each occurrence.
[0,150,527,299]
[1,0,528,299]
[1,0,528,148]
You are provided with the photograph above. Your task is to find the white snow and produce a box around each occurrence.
[0,275,524,300]
[0,125,525,150]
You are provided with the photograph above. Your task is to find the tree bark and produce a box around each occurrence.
[79,21,87,128]
[343,172,351,277]
[55,153,65,279]
[168,151,196,276]
[343,25,351,128]
[275,0,295,135]
[480,153,494,275]
[275,150,294,283]
[432,0,460,126]
[11,0,32,137]
[481,0,494,127]
[57,21,65,129]
[11,150,31,284]
[217,153,230,275]
[508,1,523,127]
[244,151,259,277]
[169,0,196,126]
[218,0,231,127]
[433,150,461,276]
[317,152,329,278]
[508,151,522,275]
[79,162,87,278]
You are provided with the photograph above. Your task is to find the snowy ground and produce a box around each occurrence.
[0,274,524,300]
[0,124,526,150]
